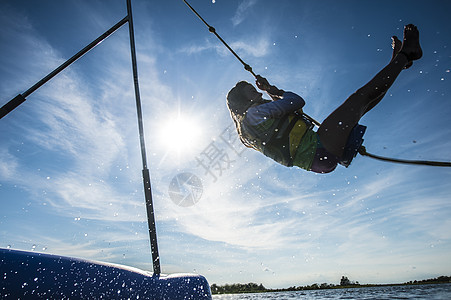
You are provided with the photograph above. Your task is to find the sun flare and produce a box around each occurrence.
[156,113,203,155]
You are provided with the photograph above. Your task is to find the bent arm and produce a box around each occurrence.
[246,92,305,125]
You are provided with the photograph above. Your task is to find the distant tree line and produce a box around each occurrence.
[210,275,451,295]
[404,275,451,285]
[210,282,266,294]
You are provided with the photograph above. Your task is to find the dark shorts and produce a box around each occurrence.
[310,124,366,174]
[310,141,340,174]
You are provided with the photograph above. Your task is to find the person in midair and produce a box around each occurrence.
[226,24,423,173]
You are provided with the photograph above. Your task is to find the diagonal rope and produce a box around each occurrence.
[182,0,256,77]
[182,0,321,127]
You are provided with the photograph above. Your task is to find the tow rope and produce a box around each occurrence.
[182,0,323,126]
[358,146,451,167]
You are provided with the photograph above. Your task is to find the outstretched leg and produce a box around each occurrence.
[362,36,412,114]
[318,24,422,158]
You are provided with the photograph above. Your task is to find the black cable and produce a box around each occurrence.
[359,146,451,167]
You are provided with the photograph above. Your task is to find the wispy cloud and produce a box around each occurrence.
[231,0,259,26]
[229,39,270,57]
[179,36,270,59]
[0,149,19,179]
[0,11,153,223]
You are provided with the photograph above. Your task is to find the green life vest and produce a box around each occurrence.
[242,112,312,168]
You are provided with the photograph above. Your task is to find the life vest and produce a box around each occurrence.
[242,111,312,167]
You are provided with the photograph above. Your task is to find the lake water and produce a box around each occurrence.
[212,283,451,299]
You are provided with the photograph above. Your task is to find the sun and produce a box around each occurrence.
[156,112,203,156]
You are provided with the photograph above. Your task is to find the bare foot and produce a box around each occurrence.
[392,36,412,69]
[399,24,423,63]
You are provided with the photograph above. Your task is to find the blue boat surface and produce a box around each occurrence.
[0,248,212,299]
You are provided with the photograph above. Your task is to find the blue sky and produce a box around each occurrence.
[1,0,451,289]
